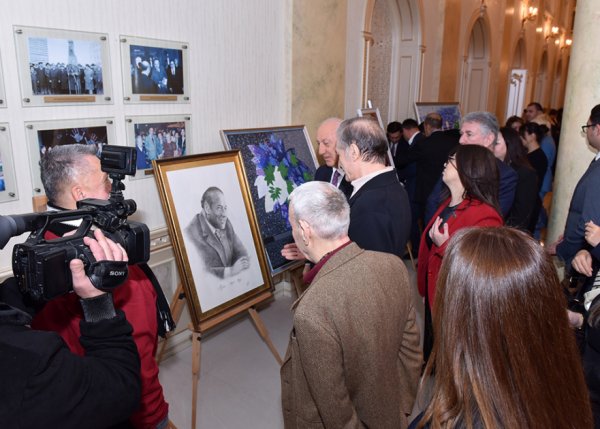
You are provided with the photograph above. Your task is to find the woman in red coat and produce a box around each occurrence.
[418,144,503,360]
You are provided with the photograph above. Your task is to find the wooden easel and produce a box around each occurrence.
[157,284,282,429]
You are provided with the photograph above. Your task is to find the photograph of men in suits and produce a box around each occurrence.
[186,186,250,279]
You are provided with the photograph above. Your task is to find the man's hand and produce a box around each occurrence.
[72,229,128,299]
[572,249,593,277]
[429,217,449,247]
[281,243,306,261]
[585,221,600,247]
[546,234,564,255]
[231,256,250,276]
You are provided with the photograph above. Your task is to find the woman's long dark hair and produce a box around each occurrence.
[418,227,593,429]
[500,126,533,170]
[440,144,500,214]
[520,121,544,144]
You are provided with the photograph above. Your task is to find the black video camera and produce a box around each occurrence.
[4,146,150,301]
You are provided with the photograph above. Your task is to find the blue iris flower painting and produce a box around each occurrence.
[248,134,313,227]
[223,127,317,273]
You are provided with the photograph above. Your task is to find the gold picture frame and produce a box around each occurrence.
[153,150,273,331]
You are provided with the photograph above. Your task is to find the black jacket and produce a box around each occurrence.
[348,170,411,258]
[0,278,141,429]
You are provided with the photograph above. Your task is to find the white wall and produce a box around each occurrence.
[0,0,292,271]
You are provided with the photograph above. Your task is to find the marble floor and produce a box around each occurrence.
[158,260,425,429]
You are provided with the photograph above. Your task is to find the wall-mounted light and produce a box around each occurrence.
[536,26,543,33]
[545,26,561,42]
[565,38,573,46]
[522,5,539,25]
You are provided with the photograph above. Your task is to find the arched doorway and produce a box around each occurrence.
[461,17,491,114]
[506,38,528,118]
[363,0,422,123]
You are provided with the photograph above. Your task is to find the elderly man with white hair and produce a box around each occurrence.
[280,181,421,429]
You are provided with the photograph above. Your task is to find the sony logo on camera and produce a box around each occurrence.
[110,270,127,276]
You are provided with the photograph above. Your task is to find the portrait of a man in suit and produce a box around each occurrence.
[185,186,250,279]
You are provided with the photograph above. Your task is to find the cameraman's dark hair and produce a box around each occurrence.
[40,144,98,205]
[337,117,388,164]
[402,118,419,130]
[201,186,224,208]
[386,121,402,134]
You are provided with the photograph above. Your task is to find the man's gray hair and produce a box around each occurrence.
[462,111,499,144]
[40,144,98,204]
[289,181,349,240]
[336,117,388,164]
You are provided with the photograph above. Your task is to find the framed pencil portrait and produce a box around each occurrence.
[24,118,116,195]
[0,124,19,203]
[13,26,113,107]
[125,114,191,179]
[153,151,273,331]
[221,125,318,275]
[120,35,190,104]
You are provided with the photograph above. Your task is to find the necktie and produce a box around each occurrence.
[214,229,223,242]
[331,170,341,187]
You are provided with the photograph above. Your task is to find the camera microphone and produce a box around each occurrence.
[0,213,43,250]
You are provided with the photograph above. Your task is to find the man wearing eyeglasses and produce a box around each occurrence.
[552,104,600,278]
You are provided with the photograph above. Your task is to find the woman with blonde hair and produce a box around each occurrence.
[413,227,593,429]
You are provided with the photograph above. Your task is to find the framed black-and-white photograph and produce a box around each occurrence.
[153,151,272,330]
[125,114,191,179]
[13,26,112,107]
[221,125,318,275]
[0,124,19,203]
[120,35,190,103]
[25,118,116,195]
[415,102,462,130]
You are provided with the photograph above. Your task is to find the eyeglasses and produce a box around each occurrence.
[582,124,597,133]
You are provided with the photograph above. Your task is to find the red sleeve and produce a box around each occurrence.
[32,265,169,428]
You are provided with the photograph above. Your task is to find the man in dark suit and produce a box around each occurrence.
[553,104,600,278]
[336,117,411,258]
[424,111,517,224]
[186,187,250,279]
[313,117,353,199]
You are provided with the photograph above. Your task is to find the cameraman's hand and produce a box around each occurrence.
[72,229,128,299]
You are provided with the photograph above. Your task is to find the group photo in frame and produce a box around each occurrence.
[0,124,18,203]
[24,117,116,195]
[415,102,462,130]
[120,35,190,103]
[13,25,113,107]
[125,114,191,179]
[221,125,318,275]
[153,151,272,330]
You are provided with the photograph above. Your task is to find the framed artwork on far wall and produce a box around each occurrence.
[0,124,19,203]
[415,102,462,130]
[13,25,113,107]
[125,114,191,179]
[120,35,190,104]
[24,117,116,195]
[221,125,318,275]
[153,150,273,331]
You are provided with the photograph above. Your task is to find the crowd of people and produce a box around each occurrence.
[134,125,186,169]
[280,106,600,428]
[3,103,600,429]
[29,62,103,95]
[130,54,183,95]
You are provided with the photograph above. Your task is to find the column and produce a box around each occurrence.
[547,1,600,243]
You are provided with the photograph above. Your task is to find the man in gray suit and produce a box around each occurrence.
[186,187,249,279]
[280,181,421,429]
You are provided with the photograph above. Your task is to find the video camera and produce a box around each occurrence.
[0,146,150,301]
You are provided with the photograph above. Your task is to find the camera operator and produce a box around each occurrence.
[32,144,171,429]
[0,229,141,429]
